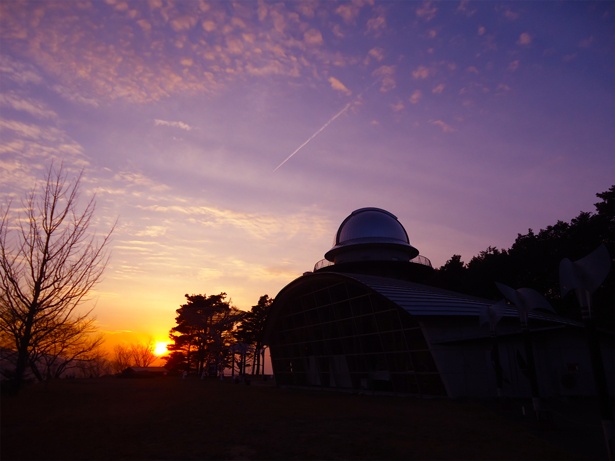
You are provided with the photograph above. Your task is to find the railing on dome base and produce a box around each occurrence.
[313,255,432,272]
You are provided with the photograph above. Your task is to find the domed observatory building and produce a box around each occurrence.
[264,208,602,398]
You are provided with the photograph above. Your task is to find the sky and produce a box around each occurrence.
[1,1,614,351]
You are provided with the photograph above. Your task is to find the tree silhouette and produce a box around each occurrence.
[166,293,242,376]
[0,163,113,392]
[234,294,273,376]
[433,185,614,328]
[111,339,157,373]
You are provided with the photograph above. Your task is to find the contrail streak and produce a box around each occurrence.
[273,80,380,172]
[273,102,352,172]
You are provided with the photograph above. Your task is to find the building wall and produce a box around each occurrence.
[267,274,614,399]
[423,318,614,398]
[268,277,446,395]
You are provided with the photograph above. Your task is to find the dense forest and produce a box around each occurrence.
[431,185,614,329]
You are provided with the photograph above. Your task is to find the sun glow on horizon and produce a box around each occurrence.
[154,341,169,356]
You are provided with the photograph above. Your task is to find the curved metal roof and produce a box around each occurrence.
[264,271,581,342]
[343,272,581,326]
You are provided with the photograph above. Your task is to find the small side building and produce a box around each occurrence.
[264,208,614,398]
[120,367,168,378]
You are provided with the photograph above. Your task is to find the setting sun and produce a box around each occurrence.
[154,341,169,356]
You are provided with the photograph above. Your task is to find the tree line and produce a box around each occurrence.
[431,185,614,329]
[163,293,272,377]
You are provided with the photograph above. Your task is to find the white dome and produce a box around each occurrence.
[325,208,419,263]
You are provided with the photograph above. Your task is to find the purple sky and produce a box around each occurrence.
[1,1,613,347]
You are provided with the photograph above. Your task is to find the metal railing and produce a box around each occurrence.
[313,255,432,272]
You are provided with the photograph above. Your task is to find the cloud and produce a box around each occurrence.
[412,65,432,80]
[0,55,44,86]
[328,76,352,95]
[431,120,456,133]
[154,119,193,131]
[416,1,437,21]
[457,0,477,17]
[304,28,323,46]
[373,65,396,92]
[409,89,422,104]
[502,8,519,20]
[0,2,338,104]
[432,83,445,94]
[335,2,363,24]
[0,93,57,119]
[112,170,171,193]
[508,60,520,72]
[202,20,216,32]
[390,100,405,112]
[134,226,168,238]
[170,15,198,32]
[578,36,594,48]
[365,47,385,65]
[366,14,386,35]
[517,32,532,46]
[496,83,512,94]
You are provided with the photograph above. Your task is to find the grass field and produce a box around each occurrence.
[1,377,586,460]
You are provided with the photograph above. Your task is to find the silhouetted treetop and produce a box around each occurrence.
[432,185,614,328]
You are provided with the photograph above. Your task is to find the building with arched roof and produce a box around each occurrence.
[264,208,613,398]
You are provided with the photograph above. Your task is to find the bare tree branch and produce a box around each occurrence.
[0,162,114,391]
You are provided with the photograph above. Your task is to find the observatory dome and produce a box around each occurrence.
[324,208,419,264]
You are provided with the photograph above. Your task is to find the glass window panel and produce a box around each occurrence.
[300,294,315,311]
[343,336,354,352]
[411,350,437,372]
[329,283,348,303]
[392,331,408,351]
[355,295,373,316]
[374,311,400,332]
[346,282,368,299]
[405,328,428,350]
[337,300,352,319]
[379,332,396,351]
[356,315,377,334]
[319,305,335,323]
[360,334,382,353]
[314,288,331,307]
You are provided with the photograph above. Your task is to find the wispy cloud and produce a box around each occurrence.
[416,1,437,21]
[412,65,433,80]
[154,119,193,131]
[432,83,445,94]
[328,77,352,95]
[409,89,422,104]
[373,65,396,92]
[431,119,456,133]
[0,93,57,119]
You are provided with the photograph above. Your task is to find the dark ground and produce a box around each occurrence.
[0,377,610,460]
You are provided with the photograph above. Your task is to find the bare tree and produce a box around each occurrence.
[111,339,157,373]
[0,162,114,392]
[29,317,104,381]
[130,339,156,368]
[111,344,133,374]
